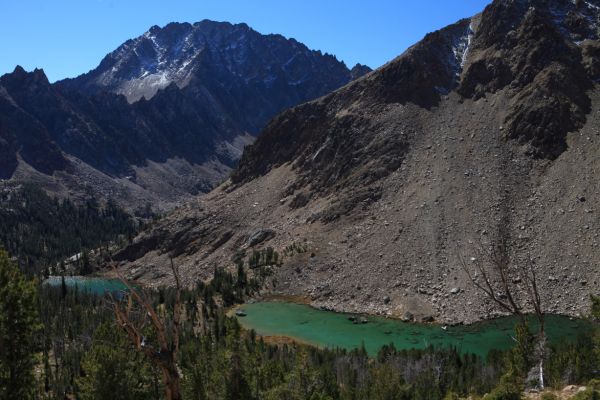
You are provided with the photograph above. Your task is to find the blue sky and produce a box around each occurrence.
[0,0,491,82]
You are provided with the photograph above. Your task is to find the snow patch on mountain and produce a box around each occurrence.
[453,22,474,71]
[436,18,475,94]
[93,25,204,101]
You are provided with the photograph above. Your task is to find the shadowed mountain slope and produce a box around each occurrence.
[0,21,369,210]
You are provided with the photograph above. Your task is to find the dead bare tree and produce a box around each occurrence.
[523,256,545,389]
[458,239,523,318]
[109,258,183,400]
[458,239,546,389]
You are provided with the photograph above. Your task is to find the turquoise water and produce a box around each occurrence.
[235,301,592,357]
[45,276,128,295]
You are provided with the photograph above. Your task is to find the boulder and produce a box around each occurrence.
[401,311,414,322]
[244,229,276,248]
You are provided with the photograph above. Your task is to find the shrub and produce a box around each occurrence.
[572,388,600,400]
[540,392,557,400]
[483,380,521,400]
[443,391,461,400]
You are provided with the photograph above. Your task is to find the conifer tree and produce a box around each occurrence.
[0,249,41,399]
[77,321,154,400]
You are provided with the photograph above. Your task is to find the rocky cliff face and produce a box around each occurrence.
[58,20,369,133]
[115,0,600,323]
[1,21,369,210]
[458,0,598,158]
[0,68,70,179]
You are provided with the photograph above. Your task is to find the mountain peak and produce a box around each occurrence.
[3,66,50,87]
[475,0,600,47]
[58,19,367,103]
[1,20,369,209]
[32,68,48,82]
[12,65,26,75]
[148,24,162,34]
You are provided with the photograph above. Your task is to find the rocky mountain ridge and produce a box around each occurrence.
[0,20,369,210]
[114,0,600,323]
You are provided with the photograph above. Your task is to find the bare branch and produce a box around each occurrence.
[457,243,517,314]
[112,265,170,349]
[170,257,182,355]
[109,261,183,400]
[458,239,547,390]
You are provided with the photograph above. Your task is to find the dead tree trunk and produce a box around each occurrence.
[524,256,545,389]
[458,241,546,389]
[109,258,183,400]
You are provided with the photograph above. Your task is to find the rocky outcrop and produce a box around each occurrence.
[459,0,598,158]
[0,68,70,178]
[230,18,477,189]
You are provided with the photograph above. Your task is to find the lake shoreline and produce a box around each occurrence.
[245,294,586,327]
[231,300,593,357]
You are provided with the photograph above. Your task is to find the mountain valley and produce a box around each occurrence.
[113,0,600,324]
[2,1,600,399]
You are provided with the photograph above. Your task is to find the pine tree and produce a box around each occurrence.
[225,348,253,400]
[0,249,41,399]
[77,321,154,400]
[591,295,600,375]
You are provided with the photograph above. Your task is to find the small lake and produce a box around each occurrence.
[234,301,592,357]
[44,276,128,296]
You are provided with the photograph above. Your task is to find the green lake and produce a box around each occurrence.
[45,276,128,296]
[42,278,593,358]
[234,301,592,357]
